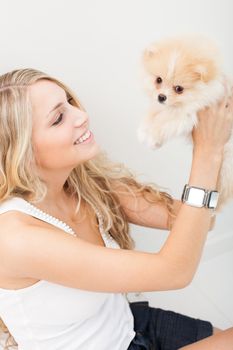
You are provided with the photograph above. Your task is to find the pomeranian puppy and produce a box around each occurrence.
[137,36,233,210]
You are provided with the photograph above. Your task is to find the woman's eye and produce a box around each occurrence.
[52,113,63,126]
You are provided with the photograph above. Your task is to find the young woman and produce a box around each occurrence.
[0,68,232,350]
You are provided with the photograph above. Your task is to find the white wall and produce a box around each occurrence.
[1,0,232,330]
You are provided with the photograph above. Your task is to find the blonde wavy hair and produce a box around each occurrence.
[0,68,176,349]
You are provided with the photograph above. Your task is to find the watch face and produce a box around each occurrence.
[208,191,219,209]
[186,187,205,207]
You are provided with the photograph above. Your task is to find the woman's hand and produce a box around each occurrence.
[192,87,233,155]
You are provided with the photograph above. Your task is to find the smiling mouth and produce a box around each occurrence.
[74,130,91,144]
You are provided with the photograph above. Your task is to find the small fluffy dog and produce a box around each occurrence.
[137,36,233,210]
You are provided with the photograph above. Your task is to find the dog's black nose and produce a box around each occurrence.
[158,94,167,103]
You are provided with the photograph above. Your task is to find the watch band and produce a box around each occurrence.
[181,184,219,209]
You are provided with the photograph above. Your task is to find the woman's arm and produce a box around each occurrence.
[1,145,223,293]
[160,94,233,284]
[115,187,216,231]
[114,184,181,230]
[160,149,223,284]
[1,94,232,293]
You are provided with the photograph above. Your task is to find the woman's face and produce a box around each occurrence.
[29,79,100,173]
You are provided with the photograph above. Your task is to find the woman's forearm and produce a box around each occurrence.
[159,149,223,285]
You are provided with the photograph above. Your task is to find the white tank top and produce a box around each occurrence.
[0,197,135,350]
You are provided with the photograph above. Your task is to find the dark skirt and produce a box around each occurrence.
[127,301,213,350]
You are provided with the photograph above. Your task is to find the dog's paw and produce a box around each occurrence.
[137,126,163,149]
[148,141,162,149]
[146,137,162,150]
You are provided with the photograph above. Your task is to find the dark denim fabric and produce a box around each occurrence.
[127,301,213,350]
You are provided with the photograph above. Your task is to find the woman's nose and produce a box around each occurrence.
[73,111,88,128]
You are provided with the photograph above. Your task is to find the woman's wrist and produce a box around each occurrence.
[193,146,224,163]
[189,148,223,189]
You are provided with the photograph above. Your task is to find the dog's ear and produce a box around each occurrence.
[194,60,218,83]
[143,43,159,61]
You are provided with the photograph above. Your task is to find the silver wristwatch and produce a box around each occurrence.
[181,184,219,209]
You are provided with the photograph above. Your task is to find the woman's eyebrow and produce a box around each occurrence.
[47,102,64,118]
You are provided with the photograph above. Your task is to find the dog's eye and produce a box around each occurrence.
[156,77,163,84]
[174,85,184,94]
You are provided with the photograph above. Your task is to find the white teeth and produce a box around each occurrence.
[75,130,91,144]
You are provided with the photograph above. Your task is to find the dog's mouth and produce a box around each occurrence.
[156,96,183,109]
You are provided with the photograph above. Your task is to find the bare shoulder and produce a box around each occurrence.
[0,212,40,273]
[0,210,40,240]
[0,210,32,234]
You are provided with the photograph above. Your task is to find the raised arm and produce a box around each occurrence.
[113,187,216,231]
[160,93,233,283]
[1,93,232,294]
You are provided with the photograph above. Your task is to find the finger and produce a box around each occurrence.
[197,106,210,119]
[225,103,233,125]
[217,81,232,107]
[219,93,231,109]
[229,89,233,104]
[225,91,233,109]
